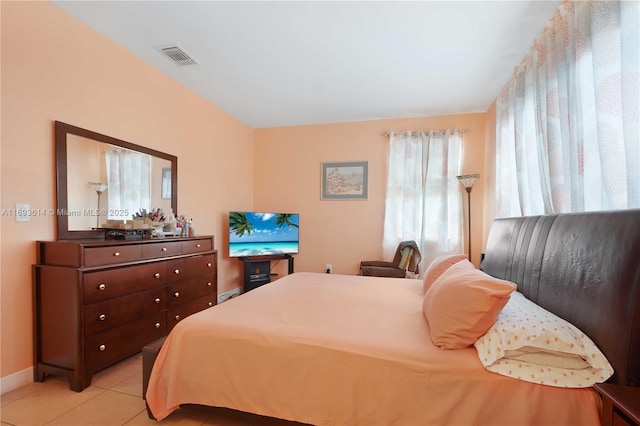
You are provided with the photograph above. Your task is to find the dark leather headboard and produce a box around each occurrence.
[481,209,640,386]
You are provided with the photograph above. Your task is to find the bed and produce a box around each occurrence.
[145,209,640,425]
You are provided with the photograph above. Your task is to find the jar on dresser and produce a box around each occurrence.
[33,236,217,391]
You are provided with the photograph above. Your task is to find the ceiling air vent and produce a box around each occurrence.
[156,45,198,66]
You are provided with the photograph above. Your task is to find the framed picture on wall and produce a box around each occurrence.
[321,161,368,200]
[161,167,171,199]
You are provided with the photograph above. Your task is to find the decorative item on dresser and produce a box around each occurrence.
[33,235,217,392]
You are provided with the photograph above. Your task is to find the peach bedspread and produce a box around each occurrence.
[146,272,601,425]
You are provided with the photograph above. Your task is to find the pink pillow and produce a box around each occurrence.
[423,259,516,350]
[422,253,468,293]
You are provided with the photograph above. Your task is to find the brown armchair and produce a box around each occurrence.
[359,240,422,278]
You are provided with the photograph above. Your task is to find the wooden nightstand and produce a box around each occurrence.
[594,383,640,426]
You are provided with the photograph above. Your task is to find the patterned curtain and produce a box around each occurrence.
[106,149,151,220]
[383,130,463,275]
[496,0,640,217]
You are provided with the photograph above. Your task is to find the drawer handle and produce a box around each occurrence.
[174,269,180,275]
[207,282,212,287]
[98,283,106,291]
[113,252,120,257]
[196,244,201,248]
[154,322,161,329]
[154,273,161,279]
[208,301,213,307]
[161,247,167,252]
[174,292,180,298]
[99,314,106,321]
[154,298,161,304]
[99,344,106,351]
[207,262,212,268]
[174,314,180,321]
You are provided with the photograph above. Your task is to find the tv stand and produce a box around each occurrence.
[240,254,294,292]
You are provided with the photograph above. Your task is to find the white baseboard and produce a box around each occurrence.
[0,366,33,395]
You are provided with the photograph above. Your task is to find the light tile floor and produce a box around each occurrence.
[0,354,305,426]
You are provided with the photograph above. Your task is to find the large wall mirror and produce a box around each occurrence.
[55,121,177,240]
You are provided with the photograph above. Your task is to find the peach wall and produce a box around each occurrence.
[1,1,253,381]
[253,113,487,276]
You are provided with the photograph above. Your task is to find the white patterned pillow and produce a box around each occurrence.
[474,291,613,388]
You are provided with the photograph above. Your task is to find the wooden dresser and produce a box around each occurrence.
[33,236,217,391]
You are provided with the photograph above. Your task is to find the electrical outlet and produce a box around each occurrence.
[217,287,241,303]
[325,264,333,273]
[16,203,30,222]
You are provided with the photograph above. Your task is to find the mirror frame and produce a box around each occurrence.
[55,121,178,240]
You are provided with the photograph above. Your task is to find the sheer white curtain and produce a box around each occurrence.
[106,149,151,220]
[496,0,640,217]
[383,130,463,275]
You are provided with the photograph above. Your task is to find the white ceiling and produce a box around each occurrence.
[52,1,561,129]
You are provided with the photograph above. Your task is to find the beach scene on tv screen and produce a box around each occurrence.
[229,212,299,257]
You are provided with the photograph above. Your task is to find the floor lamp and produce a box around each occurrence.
[456,174,480,262]
[89,182,108,229]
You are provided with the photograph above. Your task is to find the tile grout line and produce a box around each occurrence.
[120,407,148,426]
[41,387,108,426]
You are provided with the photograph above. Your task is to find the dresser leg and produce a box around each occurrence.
[68,370,91,392]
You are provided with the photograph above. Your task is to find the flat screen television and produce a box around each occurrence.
[229,211,299,257]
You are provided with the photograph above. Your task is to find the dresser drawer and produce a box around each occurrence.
[167,274,216,307]
[166,254,216,282]
[167,293,216,331]
[84,287,167,335]
[182,238,213,255]
[84,245,142,267]
[84,263,166,304]
[85,312,166,372]
[142,241,183,260]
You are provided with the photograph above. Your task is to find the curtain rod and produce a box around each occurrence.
[381,128,471,137]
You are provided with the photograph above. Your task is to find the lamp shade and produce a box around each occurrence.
[456,174,480,190]
[89,182,108,193]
